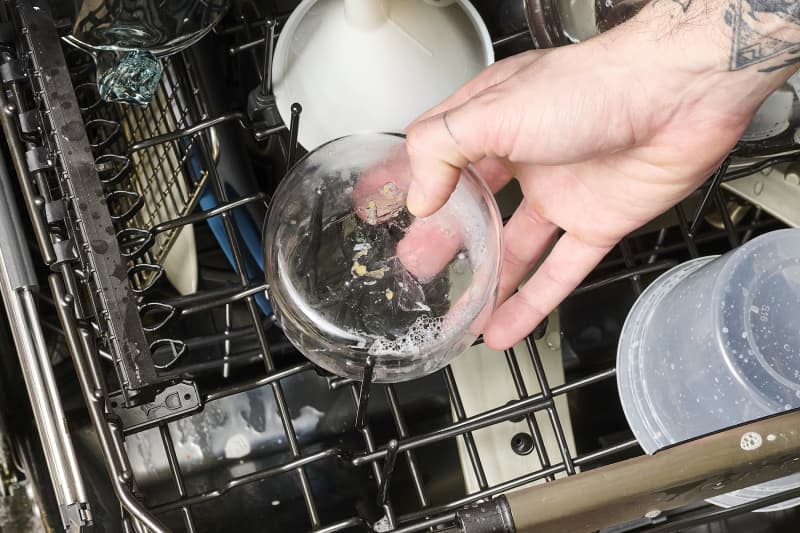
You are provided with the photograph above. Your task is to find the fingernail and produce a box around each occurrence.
[406,184,427,216]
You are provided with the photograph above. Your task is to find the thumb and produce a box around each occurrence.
[405,87,513,217]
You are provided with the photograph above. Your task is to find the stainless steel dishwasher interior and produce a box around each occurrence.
[0,1,799,533]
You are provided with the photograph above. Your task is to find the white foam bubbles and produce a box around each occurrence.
[368,315,444,357]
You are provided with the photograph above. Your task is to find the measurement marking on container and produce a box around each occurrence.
[750,305,760,314]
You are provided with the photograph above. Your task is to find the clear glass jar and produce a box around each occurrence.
[263,133,503,382]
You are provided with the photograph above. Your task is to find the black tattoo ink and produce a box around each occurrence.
[671,0,693,12]
[747,0,800,24]
[727,0,800,71]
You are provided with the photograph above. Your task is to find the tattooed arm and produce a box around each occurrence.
[397,0,800,349]
[726,0,800,71]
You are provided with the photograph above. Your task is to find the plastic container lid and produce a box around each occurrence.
[263,133,503,382]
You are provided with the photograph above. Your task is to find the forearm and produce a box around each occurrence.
[600,0,800,114]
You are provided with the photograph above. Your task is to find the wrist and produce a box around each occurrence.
[597,0,800,116]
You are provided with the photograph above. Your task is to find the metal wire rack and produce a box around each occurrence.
[1,1,800,533]
[69,50,210,294]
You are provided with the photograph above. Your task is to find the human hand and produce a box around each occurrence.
[403,0,800,350]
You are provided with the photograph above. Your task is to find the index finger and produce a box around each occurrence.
[482,233,613,350]
[405,87,512,217]
[404,53,541,217]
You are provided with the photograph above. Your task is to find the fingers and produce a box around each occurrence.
[405,54,541,218]
[396,216,463,282]
[406,89,514,216]
[472,157,514,193]
[352,144,511,227]
[396,159,509,280]
[353,145,411,224]
[483,233,612,350]
[497,200,559,303]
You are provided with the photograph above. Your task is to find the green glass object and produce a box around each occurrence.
[98,50,163,106]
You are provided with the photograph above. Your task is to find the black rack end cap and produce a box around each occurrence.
[456,496,516,533]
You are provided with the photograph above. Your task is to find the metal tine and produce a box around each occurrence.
[618,239,643,296]
[647,227,669,265]
[226,16,288,53]
[493,29,530,48]
[151,447,346,513]
[741,207,764,244]
[223,303,232,379]
[95,154,132,186]
[128,263,164,296]
[524,336,576,475]
[384,385,429,507]
[377,439,399,508]
[149,192,268,235]
[442,366,489,490]
[355,355,376,431]
[159,425,197,533]
[138,302,177,333]
[673,203,700,258]
[106,189,145,225]
[179,283,268,315]
[116,227,155,260]
[150,338,188,369]
[347,383,396,528]
[712,187,739,248]
[125,112,246,154]
[287,102,302,170]
[573,260,677,297]
[260,18,276,95]
[222,9,291,33]
[234,1,263,78]
[158,282,260,309]
[74,82,102,113]
[504,347,554,480]
[688,157,732,237]
[85,118,122,151]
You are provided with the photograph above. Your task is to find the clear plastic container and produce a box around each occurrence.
[617,228,800,508]
[263,133,503,382]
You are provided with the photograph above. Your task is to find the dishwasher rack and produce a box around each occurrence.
[2,1,800,532]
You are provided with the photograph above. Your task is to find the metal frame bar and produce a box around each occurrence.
[7,0,161,404]
[1,3,798,533]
